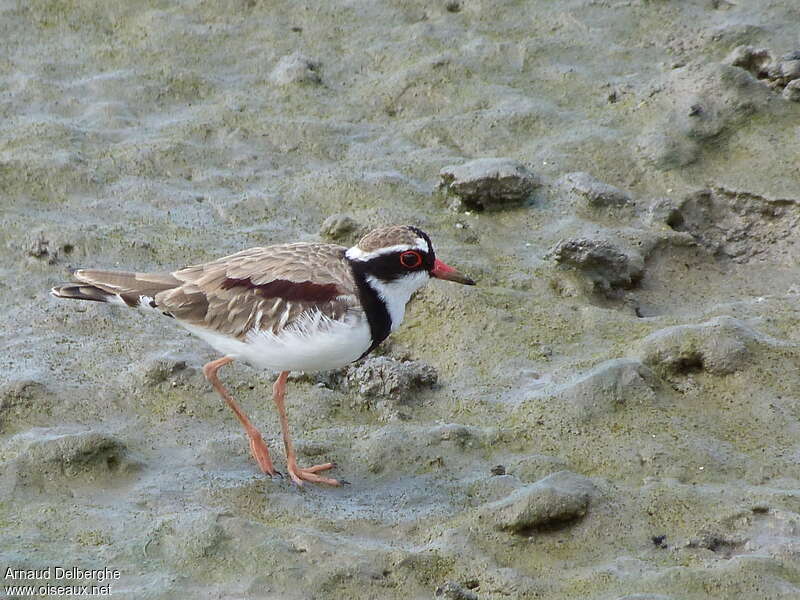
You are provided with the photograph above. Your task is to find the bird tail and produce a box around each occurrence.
[51,269,180,309]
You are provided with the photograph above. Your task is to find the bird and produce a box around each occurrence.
[51,225,475,486]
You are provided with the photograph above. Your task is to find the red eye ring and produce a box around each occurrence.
[400,250,422,269]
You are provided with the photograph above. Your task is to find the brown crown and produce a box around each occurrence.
[357,225,425,252]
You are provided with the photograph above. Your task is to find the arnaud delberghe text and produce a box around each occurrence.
[5,567,121,582]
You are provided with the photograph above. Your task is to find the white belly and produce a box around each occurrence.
[181,313,372,372]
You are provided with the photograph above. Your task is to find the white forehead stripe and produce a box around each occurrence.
[345,239,428,262]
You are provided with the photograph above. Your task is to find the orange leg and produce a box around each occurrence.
[203,356,278,477]
[272,371,341,486]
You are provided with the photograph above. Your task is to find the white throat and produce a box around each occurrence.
[365,271,430,331]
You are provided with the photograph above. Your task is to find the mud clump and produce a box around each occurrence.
[554,359,660,423]
[145,511,227,567]
[637,129,700,171]
[725,45,773,79]
[136,354,189,387]
[0,428,136,496]
[637,63,770,170]
[646,197,686,229]
[505,454,570,484]
[725,45,800,94]
[319,214,363,242]
[354,423,482,474]
[1,379,54,432]
[435,581,479,600]
[686,531,746,558]
[549,238,644,295]
[685,507,800,562]
[478,471,595,533]
[439,158,539,211]
[347,357,438,408]
[557,171,633,209]
[667,187,800,265]
[25,230,58,263]
[783,79,800,102]
[270,52,321,85]
[637,316,754,377]
[19,229,78,264]
[0,379,48,409]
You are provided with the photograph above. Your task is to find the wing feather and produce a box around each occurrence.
[155,243,359,339]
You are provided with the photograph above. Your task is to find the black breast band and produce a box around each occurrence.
[347,258,392,359]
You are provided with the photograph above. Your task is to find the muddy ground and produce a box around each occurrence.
[2,1,800,599]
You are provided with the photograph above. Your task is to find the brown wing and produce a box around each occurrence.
[155,243,359,339]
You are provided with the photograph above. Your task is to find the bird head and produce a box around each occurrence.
[345,225,475,287]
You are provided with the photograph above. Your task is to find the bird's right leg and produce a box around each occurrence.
[202,356,277,476]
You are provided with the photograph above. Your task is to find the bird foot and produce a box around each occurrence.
[287,462,342,486]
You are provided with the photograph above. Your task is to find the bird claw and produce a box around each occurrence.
[286,462,342,486]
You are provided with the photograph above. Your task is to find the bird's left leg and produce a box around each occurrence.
[203,356,277,476]
[272,371,341,486]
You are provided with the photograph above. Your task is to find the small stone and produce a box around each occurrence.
[490,465,506,476]
[439,158,539,211]
[480,471,595,533]
[270,52,321,86]
[557,172,633,208]
[319,214,360,241]
[782,79,800,102]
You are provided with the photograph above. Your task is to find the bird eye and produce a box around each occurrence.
[399,251,422,269]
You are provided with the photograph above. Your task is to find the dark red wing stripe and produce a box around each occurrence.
[220,277,342,302]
